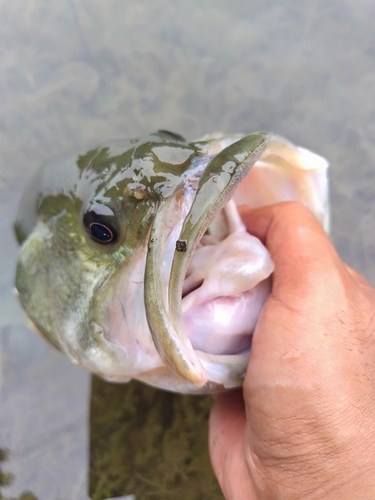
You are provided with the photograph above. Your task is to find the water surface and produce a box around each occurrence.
[1,1,375,498]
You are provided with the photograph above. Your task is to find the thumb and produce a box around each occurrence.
[238,202,352,402]
[238,201,344,304]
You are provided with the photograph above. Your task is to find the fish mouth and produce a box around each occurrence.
[144,133,274,389]
[144,131,329,390]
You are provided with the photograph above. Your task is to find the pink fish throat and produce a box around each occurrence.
[182,199,274,356]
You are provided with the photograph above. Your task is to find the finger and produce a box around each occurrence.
[209,390,245,471]
[238,202,344,303]
[238,203,355,394]
[238,202,326,246]
[209,390,253,498]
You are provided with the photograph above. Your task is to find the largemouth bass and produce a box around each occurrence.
[15,131,329,393]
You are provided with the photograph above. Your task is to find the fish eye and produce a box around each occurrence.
[85,218,116,243]
[83,205,118,244]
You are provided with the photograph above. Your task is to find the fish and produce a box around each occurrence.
[14,131,329,393]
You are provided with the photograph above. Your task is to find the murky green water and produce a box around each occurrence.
[1,1,375,498]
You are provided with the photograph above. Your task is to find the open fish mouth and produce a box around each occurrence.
[143,133,329,390]
[15,130,329,394]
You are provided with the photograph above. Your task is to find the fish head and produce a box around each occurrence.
[15,131,329,393]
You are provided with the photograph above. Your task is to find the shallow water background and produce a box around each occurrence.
[1,1,375,498]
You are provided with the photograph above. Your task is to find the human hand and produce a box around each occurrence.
[209,202,375,500]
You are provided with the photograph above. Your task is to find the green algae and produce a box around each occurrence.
[0,448,38,500]
[89,378,224,500]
